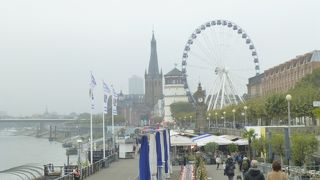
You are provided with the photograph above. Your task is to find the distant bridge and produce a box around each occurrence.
[0,119,85,123]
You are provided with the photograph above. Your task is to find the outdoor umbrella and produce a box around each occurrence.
[155,131,162,179]
[139,135,151,180]
[149,134,157,179]
[163,130,169,174]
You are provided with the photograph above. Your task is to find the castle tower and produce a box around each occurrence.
[163,66,188,122]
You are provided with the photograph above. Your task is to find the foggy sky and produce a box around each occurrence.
[0,0,319,116]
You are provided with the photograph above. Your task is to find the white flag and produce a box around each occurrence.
[103,81,111,114]
[89,72,97,110]
[111,85,118,115]
[90,71,97,89]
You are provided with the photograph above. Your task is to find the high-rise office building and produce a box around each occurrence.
[128,75,144,95]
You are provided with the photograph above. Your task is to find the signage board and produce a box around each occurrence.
[313,101,320,107]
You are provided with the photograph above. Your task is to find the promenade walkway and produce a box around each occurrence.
[85,157,259,180]
[206,164,243,180]
[86,157,139,180]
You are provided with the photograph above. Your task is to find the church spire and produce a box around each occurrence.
[148,31,159,76]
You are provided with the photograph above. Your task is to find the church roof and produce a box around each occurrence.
[164,68,182,77]
[147,32,160,77]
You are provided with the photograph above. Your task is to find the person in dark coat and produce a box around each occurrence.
[244,160,265,180]
[224,155,235,180]
[241,156,251,176]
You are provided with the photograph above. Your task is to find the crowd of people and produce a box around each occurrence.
[214,152,288,180]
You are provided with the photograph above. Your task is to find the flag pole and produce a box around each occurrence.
[103,111,106,159]
[90,106,93,165]
[112,108,115,151]
[102,80,105,159]
[89,71,96,165]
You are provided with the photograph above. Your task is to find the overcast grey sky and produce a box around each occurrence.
[0,0,319,116]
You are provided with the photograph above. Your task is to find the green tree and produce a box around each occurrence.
[204,142,219,157]
[170,102,195,116]
[265,94,287,125]
[243,128,256,160]
[252,136,267,162]
[228,144,239,154]
[270,133,285,164]
[291,133,318,168]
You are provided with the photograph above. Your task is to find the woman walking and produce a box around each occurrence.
[266,160,288,180]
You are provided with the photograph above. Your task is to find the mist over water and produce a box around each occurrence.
[0,131,79,171]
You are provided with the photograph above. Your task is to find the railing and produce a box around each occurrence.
[54,153,117,180]
[258,163,320,180]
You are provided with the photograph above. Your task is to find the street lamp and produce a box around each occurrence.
[244,106,248,126]
[241,112,245,127]
[184,116,187,128]
[286,94,292,174]
[232,109,236,129]
[208,113,211,129]
[77,139,83,169]
[223,111,226,127]
[286,94,292,127]
[215,112,218,127]
[190,116,192,127]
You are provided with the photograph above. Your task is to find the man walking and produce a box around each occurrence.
[244,160,265,180]
[224,155,235,180]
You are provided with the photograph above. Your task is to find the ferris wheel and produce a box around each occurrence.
[181,19,261,110]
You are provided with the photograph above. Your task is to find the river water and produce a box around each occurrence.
[0,130,79,171]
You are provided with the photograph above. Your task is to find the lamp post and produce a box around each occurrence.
[77,139,83,169]
[215,112,218,127]
[232,109,236,129]
[241,112,245,127]
[208,113,211,129]
[190,115,192,127]
[244,106,248,126]
[286,94,292,128]
[223,111,226,127]
[286,94,292,174]
[184,116,187,128]
[221,116,224,128]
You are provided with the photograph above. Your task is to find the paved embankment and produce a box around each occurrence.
[86,157,139,180]
[86,157,252,180]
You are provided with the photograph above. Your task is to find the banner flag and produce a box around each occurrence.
[89,72,97,110]
[103,81,111,113]
[111,85,118,115]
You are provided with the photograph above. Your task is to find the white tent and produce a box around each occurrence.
[234,138,248,146]
[170,135,196,146]
[192,134,234,146]
[219,135,240,141]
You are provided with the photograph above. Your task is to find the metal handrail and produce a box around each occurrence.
[54,153,117,180]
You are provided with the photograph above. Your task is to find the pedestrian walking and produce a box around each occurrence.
[216,155,222,170]
[266,160,288,180]
[243,160,265,180]
[224,155,235,180]
[73,166,81,180]
[241,156,250,177]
